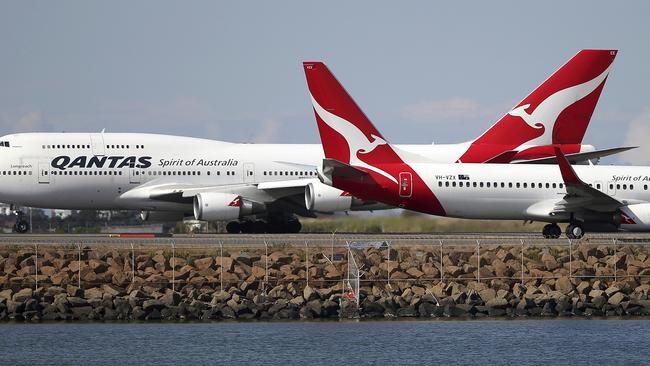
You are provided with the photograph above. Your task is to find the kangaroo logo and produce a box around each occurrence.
[228,197,241,207]
[507,65,612,147]
[310,95,398,184]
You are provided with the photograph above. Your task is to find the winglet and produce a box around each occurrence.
[554,146,582,185]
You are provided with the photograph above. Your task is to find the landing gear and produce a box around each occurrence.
[566,223,585,239]
[12,207,30,234]
[225,221,241,234]
[224,217,302,234]
[542,223,561,239]
[13,220,30,234]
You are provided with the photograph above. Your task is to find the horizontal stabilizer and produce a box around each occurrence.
[322,158,369,181]
[512,146,636,164]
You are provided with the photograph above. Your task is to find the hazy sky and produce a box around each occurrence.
[1,1,649,164]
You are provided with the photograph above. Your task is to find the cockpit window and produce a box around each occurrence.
[0,141,9,147]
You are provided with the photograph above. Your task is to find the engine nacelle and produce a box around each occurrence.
[140,211,187,223]
[619,203,650,231]
[193,193,264,221]
[305,182,353,213]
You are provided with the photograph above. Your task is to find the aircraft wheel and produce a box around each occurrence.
[226,221,241,234]
[240,221,255,234]
[542,224,552,238]
[566,223,584,239]
[13,220,29,234]
[286,219,302,233]
[549,224,561,239]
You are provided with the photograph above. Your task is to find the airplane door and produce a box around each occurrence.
[129,169,141,184]
[399,172,412,198]
[90,133,105,156]
[38,162,50,184]
[607,181,616,196]
[244,162,255,183]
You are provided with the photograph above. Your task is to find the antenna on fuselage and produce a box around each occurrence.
[100,128,105,133]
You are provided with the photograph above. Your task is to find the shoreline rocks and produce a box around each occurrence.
[1,242,650,321]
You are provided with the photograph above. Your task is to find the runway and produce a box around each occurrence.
[1,231,650,246]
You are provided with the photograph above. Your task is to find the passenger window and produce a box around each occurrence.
[546,183,550,188]
[438,181,442,187]
[473,182,477,187]
[617,184,621,190]
[479,182,484,188]
[516,183,520,188]
[645,185,648,191]
[631,184,634,190]
[553,183,557,189]
[486,182,490,188]
[452,182,456,187]
[560,183,564,188]
[459,182,463,187]
[445,181,449,187]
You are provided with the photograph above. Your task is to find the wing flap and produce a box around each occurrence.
[512,146,636,164]
[553,147,622,213]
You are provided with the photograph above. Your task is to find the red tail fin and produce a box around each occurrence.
[459,49,617,162]
[303,62,389,164]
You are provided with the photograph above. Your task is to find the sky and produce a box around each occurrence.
[1,1,649,164]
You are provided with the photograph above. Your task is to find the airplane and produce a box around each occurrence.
[304,58,650,239]
[0,50,622,234]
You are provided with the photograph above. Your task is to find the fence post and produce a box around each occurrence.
[34,243,38,291]
[171,241,176,292]
[520,239,524,285]
[476,239,481,282]
[613,238,617,282]
[130,243,135,284]
[77,243,82,288]
[219,240,224,293]
[387,240,391,288]
[331,230,336,263]
[439,239,444,282]
[263,240,268,289]
[305,240,309,288]
[568,239,572,280]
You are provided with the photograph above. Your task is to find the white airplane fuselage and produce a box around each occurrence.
[0,132,476,211]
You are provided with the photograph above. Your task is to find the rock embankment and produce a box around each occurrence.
[1,242,650,320]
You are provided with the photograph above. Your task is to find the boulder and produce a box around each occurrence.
[555,277,574,295]
[194,257,214,271]
[161,290,182,306]
[269,252,292,265]
[303,285,319,301]
[608,292,628,306]
[216,257,234,272]
[405,267,424,279]
[0,289,13,302]
[84,287,104,299]
[12,288,33,302]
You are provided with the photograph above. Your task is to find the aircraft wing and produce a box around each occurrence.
[512,146,636,165]
[120,179,318,216]
[552,147,622,213]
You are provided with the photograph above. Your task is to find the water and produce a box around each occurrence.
[0,319,648,365]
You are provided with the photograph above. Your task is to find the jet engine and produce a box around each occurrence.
[305,182,353,213]
[193,192,264,221]
[619,203,650,231]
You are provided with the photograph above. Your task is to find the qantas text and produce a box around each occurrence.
[51,156,152,170]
